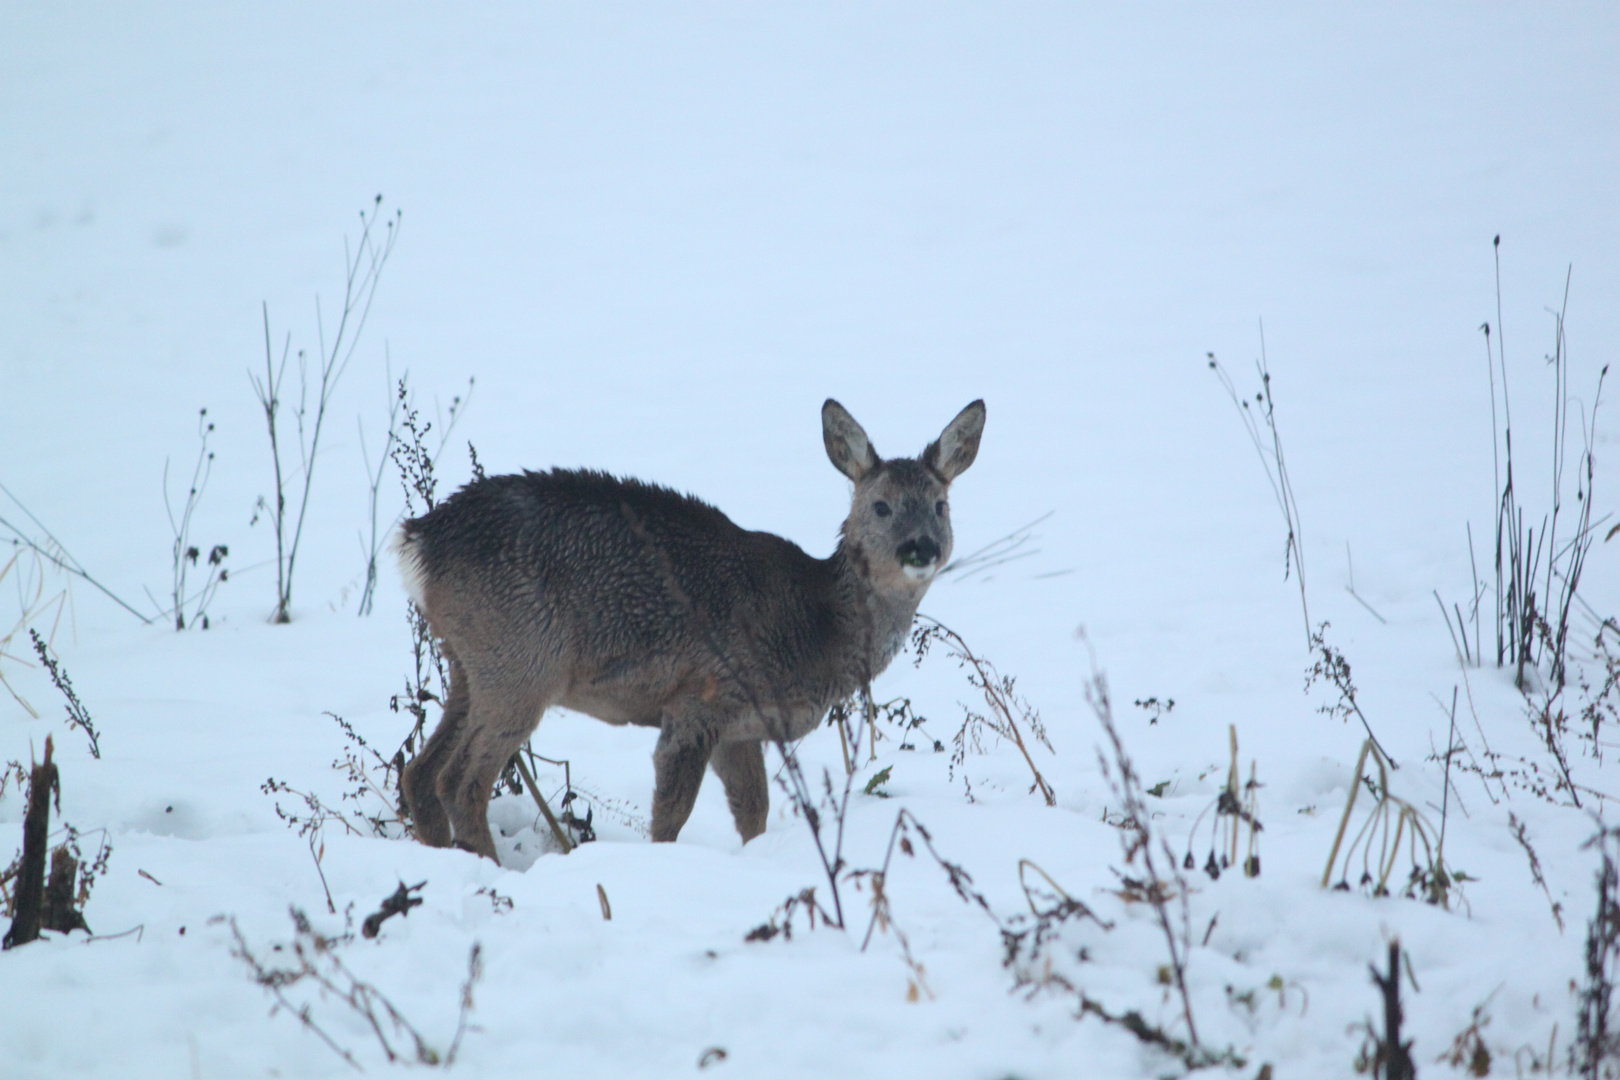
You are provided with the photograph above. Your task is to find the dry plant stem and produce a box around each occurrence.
[251,198,399,623]
[361,881,425,939]
[1324,743,1376,890]
[858,808,1000,952]
[1226,726,1241,868]
[1509,812,1564,933]
[310,836,336,914]
[1323,738,1453,905]
[1534,688,1583,810]
[1576,824,1620,1078]
[29,630,100,758]
[1438,688,1457,862]
[444,943,483,1067]
[916,615,1055,805]
[1436,590,1474,668]
[227,914,363,1072]
[1451,655,1507,805]
[938,510,1052,580]
[1345,543,1388,625]
[1485,243,1607,691]
[1372,939,1417,1080]
[0,548,63,717]
[355,354,400,618]
[158,408,227,630]
[2,736,55,949]
[1309,625,1397,767]
[849,809,1002,1002]
[1208,340,1311,649]
[0,480,150,624]
[1083,644,1200,1049]
[254,304,292,622]
[227,908,448,1069]
[513,755,574,854]
[835,710,854,777]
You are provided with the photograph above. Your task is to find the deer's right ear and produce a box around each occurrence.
[822,399,880,481]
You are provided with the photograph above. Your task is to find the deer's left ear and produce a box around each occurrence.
[923,400,985,482]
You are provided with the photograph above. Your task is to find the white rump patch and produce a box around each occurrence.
[389,525,429,607]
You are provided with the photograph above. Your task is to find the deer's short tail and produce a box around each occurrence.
[390,523,430,608]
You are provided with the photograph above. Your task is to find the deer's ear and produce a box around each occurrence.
[822,399,880,481]
[923,400,985,482]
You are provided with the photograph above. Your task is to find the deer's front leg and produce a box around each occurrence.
[650,708,722,842]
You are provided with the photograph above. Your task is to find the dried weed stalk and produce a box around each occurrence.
[999,859,1112,998]
[850,808,1003,1001]
[1082,635,1202,1052]
[1182,724,1262,880]
[1509,811,1565,932]
[1436,994,1496,1078]
[0,543,72,717]
[29,629,100,758]
[1575,823,1620,1079]
[1481,244,1608,692]
[1322,739,1461,908]
[1,739,110,946]
[153,407,229,630]
[1209,339,1311,648]
[1353,939,1416,1079]
[0,479,148,625]
[220,906,481,1070]
[361,881,425,939]
[913,615,1055,805]
[1306,623,1394,767]
[251,197,399,624]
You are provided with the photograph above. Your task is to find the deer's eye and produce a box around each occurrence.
[873,501,891,517]
[935,501,946,516]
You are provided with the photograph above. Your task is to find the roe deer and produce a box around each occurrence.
[393,398,985,858]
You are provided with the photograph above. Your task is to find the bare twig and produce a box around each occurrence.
[0,480,148,623]
[1081,633,1200,1049]
[445,943,483,1066]
[939,511,1052,581]
[361,880,426,939]
[2,737,55,949]
[1307,623,1395,767]
[914,615,1055,806]
[1209,336,1311,648]
[30,630,100,758]
[512,755,574,854]
[1322,738,1459,907]
[251,197,400,623]
[1509,812,1564,933]
[1367,939,1416,1080]
[1576,822,1620,1077]
[222,907,455,1069]
[160,408,229,630]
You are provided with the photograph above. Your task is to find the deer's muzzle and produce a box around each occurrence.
[896,537,942,581]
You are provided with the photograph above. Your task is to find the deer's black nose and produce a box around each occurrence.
[897,537,941,568]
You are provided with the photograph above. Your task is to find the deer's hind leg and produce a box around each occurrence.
[710,740,768,842]
[401,656,470,848]
[438,675,551,861]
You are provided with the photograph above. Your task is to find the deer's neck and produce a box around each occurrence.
[827,542,925,691]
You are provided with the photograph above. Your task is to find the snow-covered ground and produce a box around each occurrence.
[3,4,1618,1076]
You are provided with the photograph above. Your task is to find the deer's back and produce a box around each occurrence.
[401,469,844,718]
